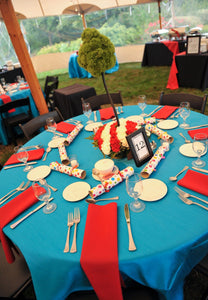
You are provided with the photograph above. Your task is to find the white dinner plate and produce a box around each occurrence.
[85,122,103,132]
[139,179,168,201]
[27,165,51,181]
[179,143,207,157]
[48,137,66,148]
[125,115,144,123]
[63,182,91,202]
[92,166,119,181]
[157,120,179,130]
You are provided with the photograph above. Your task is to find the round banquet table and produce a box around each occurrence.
[1,105,208,300]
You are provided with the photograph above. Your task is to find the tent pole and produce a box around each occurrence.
[0,0,48,115]
[81,13,87,29]
[158,0,162,29]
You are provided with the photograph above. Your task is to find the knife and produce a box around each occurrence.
[4,161,37,170]
[94,111,97,122]
[192,167,208,174]
[186,123,208,130]
[124,204,136,251]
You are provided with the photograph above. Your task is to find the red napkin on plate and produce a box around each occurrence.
[152,105,178,119]
[0,186,38,263]
[188,128,208,139]
[177,169,208,196]
[99,107,115,120]
[4,148,45,165]
[80,203,123,300]
[56,121,76,134]
[0,94,15,113]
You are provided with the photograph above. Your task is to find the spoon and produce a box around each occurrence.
[179,133,191,143]
[86,196,119,204]
[169,166,189,181]
[42,146,51,161]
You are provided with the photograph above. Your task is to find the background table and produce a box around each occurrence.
[0,68,24,84]
[142,41,186,66]
[2,106,208,300]
[69,52,119,78]
[176,53,208,91]
[54,83,96,119]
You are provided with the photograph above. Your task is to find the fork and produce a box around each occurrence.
[70,208,80,253]
[179,195,208,211]
[174,186,208,205]
[0,181,25,202]
[63,212,74,253]
[179,133,191,143]
[0,181,30,205]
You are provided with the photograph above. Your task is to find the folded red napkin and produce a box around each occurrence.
[0,94,15,113]
[80,203,123,300]
[152,105,178,119]
[188,128,208,139]
[177,169,208,196]
[56,121,76,134]
[99,107,115,120]
[4,148,45,165]
[0,186,38,263]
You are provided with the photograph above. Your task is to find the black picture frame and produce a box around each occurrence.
[186,35,201,55]
[126,127,153,167]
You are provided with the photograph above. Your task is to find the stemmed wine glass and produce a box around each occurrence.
[137,95,147,117]
[82,102,92,124]
[32,179,57,214]
[179,102,190,128]
[46,117,57,139]
[14,145,33,172]
[192,133,207,168]
[126,173,145,213]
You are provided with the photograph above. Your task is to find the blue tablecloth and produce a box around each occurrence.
[2,105,208,300]
[69,53,119,78]
[0,88,39,145]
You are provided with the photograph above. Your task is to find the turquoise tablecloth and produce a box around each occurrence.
[2,105,208,300]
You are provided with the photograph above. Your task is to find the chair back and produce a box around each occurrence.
[83,92,123,111]
[19,107,64,140]
[44,76,59,109]
[159,92,207,114]
[0,97,32,116]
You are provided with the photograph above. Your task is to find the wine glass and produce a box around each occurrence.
[32,179,57,214]
[14,145,33,172]
[46,117,57,139]
[82,102,92,124]
[192,133,207,168]
[179,102,190,128]
[126,173,145,213]
[137,95,147,117]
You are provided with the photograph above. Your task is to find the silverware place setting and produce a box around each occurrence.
[63,212,74,253]
[174,186,208,205]
[124,204,136,251]
[0,181,30,205]
[85,196,119,204]
[3,161,37,170]
[169,166,189,181]
[179,195,208,211]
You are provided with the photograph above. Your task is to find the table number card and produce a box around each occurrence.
[186,35,201,55]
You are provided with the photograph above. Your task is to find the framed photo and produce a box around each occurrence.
[186,35,201,55]
[126,127,153,167]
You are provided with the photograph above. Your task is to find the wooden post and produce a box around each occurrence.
[0,0,48,115]
[81,14,87,29]
[158,0,162,29]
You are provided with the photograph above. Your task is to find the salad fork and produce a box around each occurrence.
[0,181,24,202]
[70,208,80,253]
[63,212,74,253]
[0,181,30,205]
[179,195,208,211]
[174,186,208,205]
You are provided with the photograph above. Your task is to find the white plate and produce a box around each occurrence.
[27,165,51,181]
[92,166,119,181]
[126,115,144,123]
[63,182,91,202]
[48,137,66,148]
[85,122,103,132]
[157,120,178,130]
[179,143,207,157]
[139,179,168,201]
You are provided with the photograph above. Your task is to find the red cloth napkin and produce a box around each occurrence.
[177,169,208,196]
[166,51,186,90]
[4,148,45,165]
[19,86,29,90]
[0,94,15,113]
[56,121,76,134]
[99,107,115,120]
[0,186,38,263]
[152,105,178,119]
[188,128,208,139]
[80,203,123,300]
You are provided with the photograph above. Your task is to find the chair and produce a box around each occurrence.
[19,107,64,140]
[0,97,32,145]
[0,241,32,299]
[82,92,124,111]
[44,76,59,110]
[159,92,207,114]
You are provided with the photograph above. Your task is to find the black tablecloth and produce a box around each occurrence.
[54,84,96,119]
[0,68,24,83]
[176,53,208,91]
[142,41,186,67]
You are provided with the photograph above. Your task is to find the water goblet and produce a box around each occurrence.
[32,179,57,214]
[14,145,33,172]
[137,95,147,117]
[46,117,57,139]
[126,173,145,213]
[179,102,190,128]
[82,102,92,124]
[192,133,207,168]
